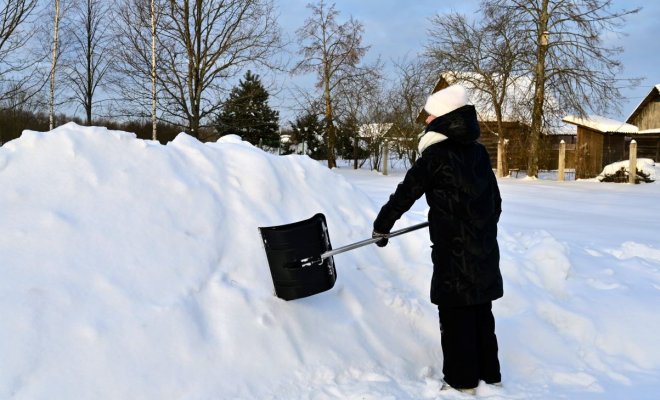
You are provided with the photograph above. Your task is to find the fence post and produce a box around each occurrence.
[629,140,637,184]
[353,134,359,170]
[496,138,504,178]
[558,140,566,181]
[382,140,389,176]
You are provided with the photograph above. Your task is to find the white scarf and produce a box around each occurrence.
[418,130,448,154]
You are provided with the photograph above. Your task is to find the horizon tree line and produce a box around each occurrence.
[0,0,643,175]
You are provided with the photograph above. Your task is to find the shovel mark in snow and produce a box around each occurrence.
[552,371,602,392]
[605,242,660,264]
[585,278,624,290]
[501,230,572,297]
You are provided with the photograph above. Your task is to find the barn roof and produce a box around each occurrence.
[562,115,639,134]
[626,84,660,123]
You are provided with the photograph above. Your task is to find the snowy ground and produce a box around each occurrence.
[1,123,659,399]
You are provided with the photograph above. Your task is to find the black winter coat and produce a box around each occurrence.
[374,105,503,307]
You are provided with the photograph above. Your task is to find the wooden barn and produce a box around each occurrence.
[626,84,660,161]
[561,84,660,179]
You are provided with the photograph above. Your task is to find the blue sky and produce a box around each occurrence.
[274,0,660,123]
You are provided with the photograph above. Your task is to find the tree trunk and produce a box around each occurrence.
[323,72,336,168]
[189,110,200,139]
[85,0,92,126]
[151,0,157,141]
[353,134,358,169]
[527,0,550,178]
[50,0,60,130]
[183,0,204,139]
[495,107,508,177]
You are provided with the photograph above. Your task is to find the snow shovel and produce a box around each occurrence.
[258,213,429,301]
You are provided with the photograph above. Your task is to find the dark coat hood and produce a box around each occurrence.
[425,104,480,145]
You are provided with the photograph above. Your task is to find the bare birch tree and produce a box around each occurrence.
[49,0,61,130]
[484,0,641,177]
[293,0,376,168]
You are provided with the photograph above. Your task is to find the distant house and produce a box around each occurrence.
[562,84,660,179]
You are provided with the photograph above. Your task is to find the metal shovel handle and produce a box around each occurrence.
[320,220,429,260]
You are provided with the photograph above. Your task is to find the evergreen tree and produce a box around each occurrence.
[216,70,280,147]
[290,112,324,159]
[335,116,365,160]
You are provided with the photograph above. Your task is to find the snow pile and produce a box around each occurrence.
[1,123,660,399]
[0,123,433,399]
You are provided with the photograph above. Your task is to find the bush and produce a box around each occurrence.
[599,167,655,184]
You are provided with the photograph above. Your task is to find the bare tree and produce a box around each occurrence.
[484,0,641,177]
[0,0,37,63]
[64,0,113,125]
[294,0,376,168]
[425,10,528,175]
[113,0,281,139]
[157,0,282,139]
[150,0,158,140]
[334,67,383,169]
[387,56,434,165]
[0,0,39,107]
[113,0,160,125]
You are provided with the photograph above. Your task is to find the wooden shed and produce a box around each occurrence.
[562,115,638,179]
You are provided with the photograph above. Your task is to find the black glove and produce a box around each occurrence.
[372,230,389,247]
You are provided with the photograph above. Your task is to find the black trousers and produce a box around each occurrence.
[437,301,501,389]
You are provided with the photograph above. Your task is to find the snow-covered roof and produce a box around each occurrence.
[638,128,660,135]
[562,115,639,134]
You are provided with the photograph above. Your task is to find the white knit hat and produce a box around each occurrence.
[423,85,470,118]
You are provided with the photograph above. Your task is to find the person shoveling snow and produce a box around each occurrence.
[373,85,504,395]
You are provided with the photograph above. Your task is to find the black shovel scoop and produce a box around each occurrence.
[258,213,428,301]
